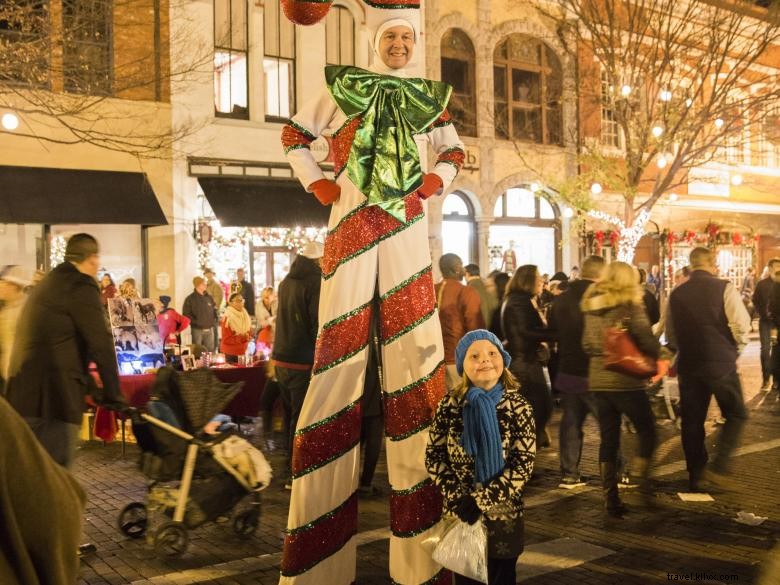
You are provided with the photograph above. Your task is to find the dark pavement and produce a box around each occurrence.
[74,337,780,584]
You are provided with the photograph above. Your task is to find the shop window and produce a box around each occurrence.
[0,1,50,87]
[441,29,476,136]
[490,185,560,275]
[493,34,563,145]
[442,191,476,265]
[62,0,112,95]
[264,0,295,121]
[325,5,355,66]
[214,0,248,119]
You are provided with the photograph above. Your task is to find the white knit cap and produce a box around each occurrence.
[0,265,32,287]
[300,241,324,259]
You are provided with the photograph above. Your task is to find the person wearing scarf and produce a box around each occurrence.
[279,8,466,585]
[220,293,252,363]
[426,330,536,585]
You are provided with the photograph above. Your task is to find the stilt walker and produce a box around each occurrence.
[278,2,465,584]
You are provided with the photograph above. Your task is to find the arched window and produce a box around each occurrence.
[490,185,560,275]
[493,34,563,145]
[442,191,477,265]
[325,6,355,66]
[441,29,477,136]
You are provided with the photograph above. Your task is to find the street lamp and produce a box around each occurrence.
[1,112,19,131]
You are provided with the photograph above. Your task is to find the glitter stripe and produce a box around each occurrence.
[323,208,424,281]
[391,569,450,585]
[379,270,435,343]
[381,309,435,346]
[321,300,373,332]
[389,479,443,537]
[281,493,358,576]
[312,341,369,376]
[313,304,372,373]
[327,201,368,236]
[287,119,317,141]
[292,400,362,477]
[364,0,420,6]
[385,361,445,399]
[380,264,432,301]
[387,419,433,442]
[295,397,361,436]
[384,365,446,440]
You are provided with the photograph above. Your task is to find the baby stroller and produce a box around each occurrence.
[117,367,272,557]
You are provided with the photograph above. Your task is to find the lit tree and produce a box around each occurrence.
[531,0,780,261]
[0,0,211,157]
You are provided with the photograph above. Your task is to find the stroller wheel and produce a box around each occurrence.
[232,507,260,538]
[154,522,189,557]
[118,503,148,539]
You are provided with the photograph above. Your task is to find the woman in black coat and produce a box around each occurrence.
[501,265,556,448]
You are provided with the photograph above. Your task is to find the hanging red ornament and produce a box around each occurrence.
[594,230,605,254]
[281,0,332,25]
[731,232,743,246]
[667,231,676,259]
[609,229,620,249]
[684,230,696,245]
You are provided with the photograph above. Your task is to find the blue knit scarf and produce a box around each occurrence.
[461,382,505,485]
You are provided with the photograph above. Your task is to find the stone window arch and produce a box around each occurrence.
[441,29,477,137]
[442,191,477,265]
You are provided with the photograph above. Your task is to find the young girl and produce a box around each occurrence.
[426,329,536,585]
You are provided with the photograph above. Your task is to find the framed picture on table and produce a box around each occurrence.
[181,355,197,371]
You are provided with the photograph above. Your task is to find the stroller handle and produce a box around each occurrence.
[140,412,196,442]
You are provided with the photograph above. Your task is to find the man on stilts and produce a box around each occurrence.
[278,2,465,583]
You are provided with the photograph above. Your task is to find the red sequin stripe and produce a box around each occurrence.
[331,117,361,177]
[436,148,465,172]
[379,269,435,343]
[281,123,315,153]
[291,401,362,478]
[313,304,372,374]
[384,364,446,440]
[281,493,358,576]
[431,109,452,128]
[364,0,420,6]
[389,480,443,537]
[321,194,424,278]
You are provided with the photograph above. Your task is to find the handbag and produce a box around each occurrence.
[432,520,488,583]
[603,313,657,378]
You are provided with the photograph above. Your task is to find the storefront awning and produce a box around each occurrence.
[0,165,167,225]
[198,177,330,227]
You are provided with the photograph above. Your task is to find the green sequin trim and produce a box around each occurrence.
[285,492,356,536]
[364,0,420,7]
[323,210,424,281]
[431,118,452,129]
[387,418,432,442]
[382,309,435,346]
[380,264,431,301]
[391,477,432,496]
[287,118,316,141]
[391,568,446,585]
[283,143,310,155]
[312,341,369,376]
[441,146,464,154]
[295,397,361,437]
[321,300,372,332]
[392,514,440,539]
[384,360,445,400]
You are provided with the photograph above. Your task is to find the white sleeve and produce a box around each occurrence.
[723,282,751,351]
[424,120,465,192]
[282,87,338,190]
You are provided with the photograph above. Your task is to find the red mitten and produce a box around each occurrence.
[309,179,341,205]
[417,173,443,200]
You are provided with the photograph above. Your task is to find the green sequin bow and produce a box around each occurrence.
[325,66,452,223]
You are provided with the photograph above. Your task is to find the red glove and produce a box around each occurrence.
[416,173,443,200]
[309,179,341,206]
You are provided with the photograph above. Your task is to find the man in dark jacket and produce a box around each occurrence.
[465,263,498,328]
[183,276,217,352]
[638,268,660,326]
[549,255,605,486]
[235,267,255,316]
[667,247,751,491]
[272,241,323,486]
[6,233,127,468]
[752,257,780,389]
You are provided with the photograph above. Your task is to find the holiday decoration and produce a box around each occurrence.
[281,0,333,25]
[49,235,67,267]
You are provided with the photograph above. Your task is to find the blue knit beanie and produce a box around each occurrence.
[454,329,511,376]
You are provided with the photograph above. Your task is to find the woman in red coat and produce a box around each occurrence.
[220,293,252,362]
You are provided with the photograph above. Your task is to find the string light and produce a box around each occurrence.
[714,118,724,129]
[1,112,19,131]
[529,182,540,192]
[50,235,67,267]
[621,85,632,97]
[587,208,650,263]
[563,207,575,218]
[668,193,679,202]
[660,90,672,102]
[731,174,743,186]
[590,182,603,195]
[685,98,693,108]
[652,125,664,138]
[656,155,668,169]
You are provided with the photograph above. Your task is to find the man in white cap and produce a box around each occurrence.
[271,241,323,488]
[280,7,464,585]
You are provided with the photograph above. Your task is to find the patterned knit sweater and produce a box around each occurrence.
[425,388,536,520]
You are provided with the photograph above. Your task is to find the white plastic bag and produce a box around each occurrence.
[432,520,488,583]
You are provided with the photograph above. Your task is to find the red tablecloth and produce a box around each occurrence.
[119,364,267,418]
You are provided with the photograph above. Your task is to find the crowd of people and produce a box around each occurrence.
[1,232,778,584]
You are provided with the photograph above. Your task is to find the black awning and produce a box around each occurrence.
[198,177,329,227]
[0,165,167,225]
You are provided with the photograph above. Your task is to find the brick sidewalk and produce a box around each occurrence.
[74,338,780,585]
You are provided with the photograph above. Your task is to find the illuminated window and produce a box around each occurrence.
[264,0,295,121]
[214,0,248,118]
[600,70,622,149]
